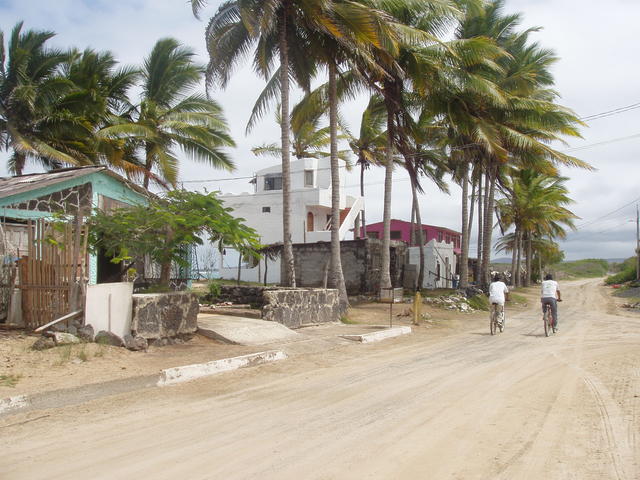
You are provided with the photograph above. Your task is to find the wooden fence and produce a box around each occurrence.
[18,217,88,330]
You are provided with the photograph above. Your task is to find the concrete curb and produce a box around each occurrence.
[340,326,412,343]
[0,351,287,418]
[0,395,30,416]
[157,350,287,387]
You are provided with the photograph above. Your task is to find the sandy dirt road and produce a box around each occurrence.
[1,279,639,479]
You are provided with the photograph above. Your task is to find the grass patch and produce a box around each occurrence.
[420,288,457,298]
[509,293,528,306]
[77,345,88,362]
[468,294,490,311]
[94,344,106,357]
[0,374,22,388]
[54,345,73,366]
[552,258,609,279]
[340,316,359,324]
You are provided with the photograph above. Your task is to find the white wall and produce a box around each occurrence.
[408,240,457,289]
[220,157,362,248]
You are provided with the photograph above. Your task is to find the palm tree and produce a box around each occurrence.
[0,22,74,175]
[192,0,339,287]
[99,38,235,190]
[254,106,350,161]
[48,48,142,174]
[352,0,464,290]
[348,94,387,238]
[497,168,577,286]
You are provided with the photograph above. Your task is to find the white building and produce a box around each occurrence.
[218,157,364,283]
[407,239,457,289]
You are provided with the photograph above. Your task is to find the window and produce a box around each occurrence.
[307,212,314,231]
[304,169,314,187]
[367,232,379,239]
[437,231,443,242]
[390,230,402,240]
[264,174,282,191]
[262,206,271,213]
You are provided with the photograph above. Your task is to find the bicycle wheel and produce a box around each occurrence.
[490,307,497,335]
[543,307,550,337]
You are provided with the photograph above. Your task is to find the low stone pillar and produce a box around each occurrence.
[131,292,199,339]
[261,288,341,329]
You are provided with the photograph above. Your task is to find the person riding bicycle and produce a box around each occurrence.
[541,273,562,332]
[489,273,509,328]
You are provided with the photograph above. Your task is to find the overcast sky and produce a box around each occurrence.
[1,0,639,261]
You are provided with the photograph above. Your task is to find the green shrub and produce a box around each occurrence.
[207,279,222,300]
[468,294,490,311]
[605,264,637,285]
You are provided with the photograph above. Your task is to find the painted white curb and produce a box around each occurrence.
[157,350,288,387]
[0,395,30,415]
[340,326,412,343]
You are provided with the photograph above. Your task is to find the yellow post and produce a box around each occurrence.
[413,291,422,325]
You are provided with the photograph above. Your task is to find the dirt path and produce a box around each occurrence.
[1,279,638,479]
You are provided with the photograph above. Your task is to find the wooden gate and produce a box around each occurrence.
[18,217,88,330]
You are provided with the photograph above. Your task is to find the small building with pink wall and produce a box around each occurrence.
[362,219,461,254]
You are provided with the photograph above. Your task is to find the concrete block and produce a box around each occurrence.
[340,326,412,343]
[132,292,198,339]
[157,350,287,386]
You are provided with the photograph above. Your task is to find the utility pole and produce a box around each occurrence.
[636,204,639,281]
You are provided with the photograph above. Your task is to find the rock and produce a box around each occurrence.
[52,323,67,333]
[77,324,95,342]
[53,332,81,345]
[94,331,124,347]
[123,334,148,351]
[67,325,78,336]
[32,336,55,351]
[134,336,148,351]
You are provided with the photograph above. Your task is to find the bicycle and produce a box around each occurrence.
[543,303,554,337]
[490,303,504,335]
[542,299,562,336]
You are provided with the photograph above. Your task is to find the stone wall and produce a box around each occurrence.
[291,238,406,295]
[8,183,92,215]
[262,288,341,329]
[214,285,271,308]
[131,292,199,339]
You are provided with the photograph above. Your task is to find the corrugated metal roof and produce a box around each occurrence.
[0,166,148,200]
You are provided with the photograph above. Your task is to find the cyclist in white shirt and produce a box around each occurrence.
[489,274,509,328]
[541,273,562,332]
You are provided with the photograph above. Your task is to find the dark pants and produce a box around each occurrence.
[541,297,558,326]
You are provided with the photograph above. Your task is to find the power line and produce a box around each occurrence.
[563,133,640,153]
[576,196,640,229]
[580,101,640,121]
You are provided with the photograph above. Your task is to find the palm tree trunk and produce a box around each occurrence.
[12,152,27,176]
[143,144,152,190]
[410,197,416,246]
[476,172,483,283]
[510,230,518,286]
[328,62,348,311]
[409,172,425,290]
[525,232,532,287]
[459,162,470,288]
[467,174,476,241]
[359,160,366,239]
[279,8,295,287]
[481,165,497,287]
[515,229,523,287]
[379,96,394,290]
